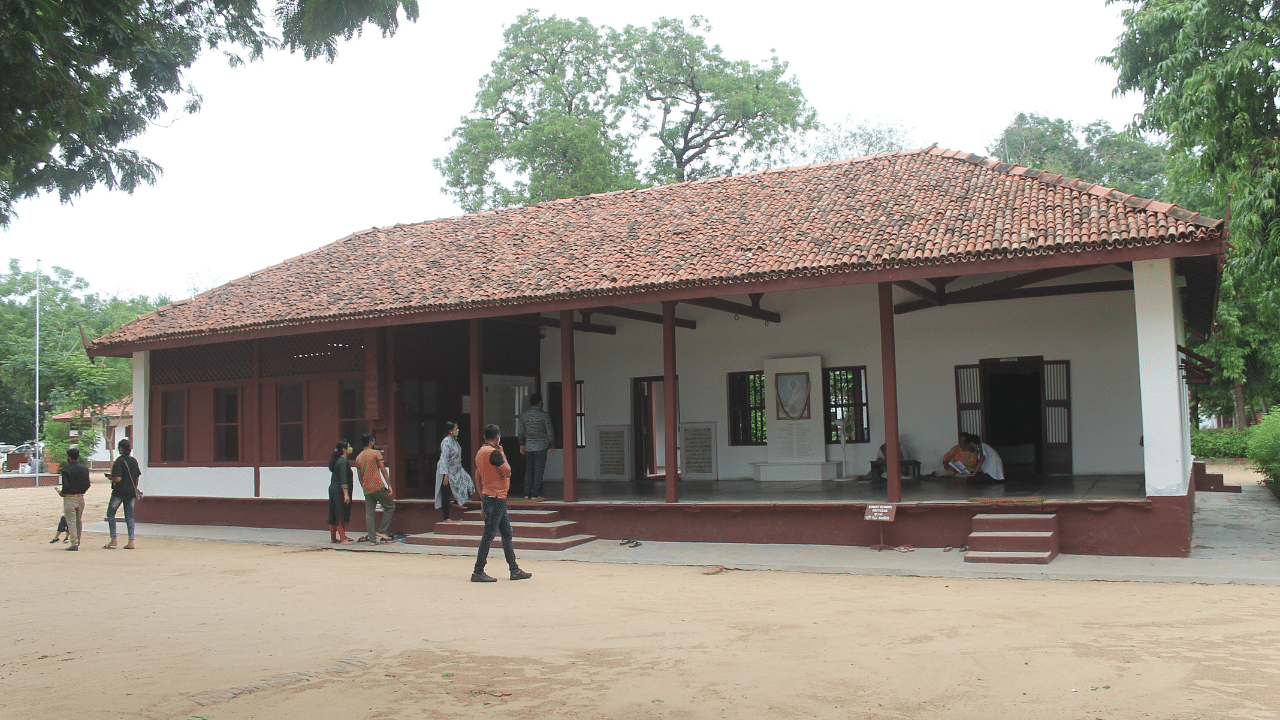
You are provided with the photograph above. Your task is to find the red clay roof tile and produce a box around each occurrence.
[93,148,1222,349]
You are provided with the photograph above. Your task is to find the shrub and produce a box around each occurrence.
[1191,426,1255,458]
[1247,410,1280,483]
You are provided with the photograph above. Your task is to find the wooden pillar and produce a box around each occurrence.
[662,301,679,503]
[383,326,398,495]
[878,283,903,504]
[559,311,579,502]
[251,339,261,498]
[469,319,484,494]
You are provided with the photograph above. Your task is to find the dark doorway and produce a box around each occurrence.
[980,357,1044,475]
[631,376,673,480]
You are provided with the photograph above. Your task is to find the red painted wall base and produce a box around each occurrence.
[134,484,1195,558]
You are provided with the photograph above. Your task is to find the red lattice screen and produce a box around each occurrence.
[260,331,365,378]
[152,341,253,385]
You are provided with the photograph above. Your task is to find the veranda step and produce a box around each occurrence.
[971,513,1059,533]
[967,530,1058,554]
[430,519,583,539]
[404,532,597,551]
[460,509,562,523]
[964,550,1057,564]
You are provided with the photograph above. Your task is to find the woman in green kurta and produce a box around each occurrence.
[328,441,354,544]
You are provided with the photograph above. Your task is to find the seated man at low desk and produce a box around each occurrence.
[867,443,919,481]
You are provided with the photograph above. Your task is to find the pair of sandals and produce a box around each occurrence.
[618,539,642,548]
[49,537,68,544]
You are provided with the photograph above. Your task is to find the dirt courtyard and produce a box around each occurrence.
[3,465,1279,719]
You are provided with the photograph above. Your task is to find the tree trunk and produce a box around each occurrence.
[1233,378,1248,429]
[1261,396,1270,416]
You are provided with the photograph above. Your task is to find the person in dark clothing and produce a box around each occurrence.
[105,438,142,549]
[328,440,354,544]
[56,448,91,551]
[50,515,69,544]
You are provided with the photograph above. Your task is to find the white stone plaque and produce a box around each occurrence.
[679,423,717,479]
[596,425,632,480]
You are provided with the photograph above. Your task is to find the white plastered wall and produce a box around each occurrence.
[132,351,150,484]
[145,466,256,497]
[260,466,367,500]
[540,265,1147,481]
[1133,258,1191,496]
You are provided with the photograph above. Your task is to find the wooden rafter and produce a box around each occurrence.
[589,305,696,330]
[508,314,616,335]
[683,295,781,323]
[893,280,943,306]
[894,266,1098,314]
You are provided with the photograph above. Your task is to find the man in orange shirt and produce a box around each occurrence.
[471,424,532,582]
[354,433,395,544]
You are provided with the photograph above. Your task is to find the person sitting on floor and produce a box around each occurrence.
[966,434,1005,483]
[934,433,982,477]
[868,443,914,481]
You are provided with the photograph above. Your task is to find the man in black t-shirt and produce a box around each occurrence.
[56,448,91,551]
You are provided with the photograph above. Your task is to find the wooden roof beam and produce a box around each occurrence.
[683,296,781,323]
[895,279,1133,314]
[929,276,960,292]
[895,266,1097,314]
[893,280,943,306]
[507,314,616,335]
[589,305,696,330]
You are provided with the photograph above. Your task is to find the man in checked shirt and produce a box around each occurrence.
[518,392,556,500]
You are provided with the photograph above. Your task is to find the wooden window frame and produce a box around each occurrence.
[727,371,767,446]
[338,377,367,446]
[546,380,586,449]
[213,387,240,462]
[277,381,306,462]
[823,366,870,445]
[160,389,186,462]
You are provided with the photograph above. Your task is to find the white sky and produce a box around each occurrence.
[2,0,1145,302]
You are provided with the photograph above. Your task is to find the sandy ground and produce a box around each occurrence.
[3,463,1279,720]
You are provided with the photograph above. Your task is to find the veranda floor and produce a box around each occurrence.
[522,473,1147,504]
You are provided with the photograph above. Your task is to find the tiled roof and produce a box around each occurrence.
[49,397,132,422]
[94,147,1223,349]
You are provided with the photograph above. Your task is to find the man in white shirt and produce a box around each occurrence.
[966,434,1005,483]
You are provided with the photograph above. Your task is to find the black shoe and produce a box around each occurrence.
[510,569,532,580]
[66,545,78,551]
[470,572,497,583]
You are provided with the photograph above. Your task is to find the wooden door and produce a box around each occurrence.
[954,365,984,439]
[1042,360,1072,474]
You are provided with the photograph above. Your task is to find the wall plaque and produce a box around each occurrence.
[679,423,717,480]
[596,425,632,480]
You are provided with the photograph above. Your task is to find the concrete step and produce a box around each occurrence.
[430,519,582,539]
[404,532,596,551]
[964,550,1058,564]
[460,509,562,523]
[967,530,1059,554]
[971,513,1059,533]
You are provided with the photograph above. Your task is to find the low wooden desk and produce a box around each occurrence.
[868,458,922,482]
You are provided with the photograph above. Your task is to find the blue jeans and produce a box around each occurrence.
[107,496,135,540]
[524,449,548,498]
[474,496,518,574]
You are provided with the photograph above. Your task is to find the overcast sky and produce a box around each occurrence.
[3,0,1145,302]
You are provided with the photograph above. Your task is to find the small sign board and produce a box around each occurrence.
[864,504,897,522]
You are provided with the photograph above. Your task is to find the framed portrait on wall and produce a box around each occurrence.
[775,372,811,420]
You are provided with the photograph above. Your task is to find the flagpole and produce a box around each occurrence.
[33,260,40,486]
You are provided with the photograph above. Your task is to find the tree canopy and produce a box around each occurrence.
[1104,0,1280,424]
[435,11,814,213]
[0,0,419,228]
[803,119,912,163]
[986,112,1168,198]
[0,259,167,445]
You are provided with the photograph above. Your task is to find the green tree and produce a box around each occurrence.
[1104,0,1280,424]
[0,260,167,444]
[435,11,814,212]
[433,11,638,213]
[612,16,815,184]
[0,0,419,228]
[986,112,1167,197]
[804,119,912,163]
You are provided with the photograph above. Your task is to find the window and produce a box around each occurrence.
[339,378,366,445]
[161,390,185,461]
[546,381,586,449]
[824,366,870,444]
[727,371,767,446]
[214,387,239,462]
[278,382,305,461]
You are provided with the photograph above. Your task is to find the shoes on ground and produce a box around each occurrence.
[66,545,78,551]
[510,569,532,580]
[471,572,497,583]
